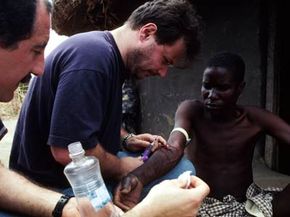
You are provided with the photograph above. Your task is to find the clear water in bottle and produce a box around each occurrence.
[64,141,120,217]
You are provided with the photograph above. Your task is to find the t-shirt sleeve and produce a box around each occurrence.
[47,69,107,150]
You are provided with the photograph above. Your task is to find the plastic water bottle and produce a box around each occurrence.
[64,141,120,217]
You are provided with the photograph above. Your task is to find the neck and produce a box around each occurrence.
[205,106,240,123]
[110,24,137,67]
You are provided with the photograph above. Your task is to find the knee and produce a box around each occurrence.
[178,157,196,175]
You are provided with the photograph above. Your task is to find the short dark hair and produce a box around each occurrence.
[127,0,203,66]
[0,0,52,49]
[206,52,245,83]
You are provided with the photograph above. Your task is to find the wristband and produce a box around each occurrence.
[121,133,135,150]
[170,127,191,146]
[52,195,72,217]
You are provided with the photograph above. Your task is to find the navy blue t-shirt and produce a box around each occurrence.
[10,31,125,188]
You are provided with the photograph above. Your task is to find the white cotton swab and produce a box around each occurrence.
[178,171,192,189]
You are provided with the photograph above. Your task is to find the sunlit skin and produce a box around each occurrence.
[112,23,186,80]
[127,38,186,80]
[0,1,50,102]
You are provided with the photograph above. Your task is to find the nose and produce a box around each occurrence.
[31,53,45,76]
[208,89,218,99]
[158,66,168,77]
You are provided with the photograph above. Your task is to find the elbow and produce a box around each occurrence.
[50,146,71,165]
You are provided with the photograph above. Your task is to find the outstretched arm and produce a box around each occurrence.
[114,100,196,210]
[123,175,210,217]
[133,100,196,184]
[51,142,143,182]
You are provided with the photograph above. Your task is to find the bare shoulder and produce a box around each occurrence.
[178,99,203,113]
[176,100,203,122]
[179,99,203,108]
[243,105,279,124]
[244,105,274,116]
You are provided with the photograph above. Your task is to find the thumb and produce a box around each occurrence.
[120,175,138,193]
[177,171,192,188]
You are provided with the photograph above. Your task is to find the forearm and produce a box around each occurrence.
[130,126,190,185]
[99,152,124,180]
[131,145,184,185]
[0,166,61,217]
[86,144,123,180]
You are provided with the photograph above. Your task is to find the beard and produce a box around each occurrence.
[126,45,156,79]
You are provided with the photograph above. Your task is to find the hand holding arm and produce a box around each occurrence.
[114,101,196,210]
[113,145,183,210]
[123,176,210,217]
[131,100,196,185]
[122,133,167,152]
[114,174,144,211]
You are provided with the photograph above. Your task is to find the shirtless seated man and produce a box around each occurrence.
[115,52,290,217]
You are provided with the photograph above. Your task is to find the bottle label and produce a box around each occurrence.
[88,183,111,210]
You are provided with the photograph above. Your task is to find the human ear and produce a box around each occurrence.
[237,81,246,95]
[139,23,157,42]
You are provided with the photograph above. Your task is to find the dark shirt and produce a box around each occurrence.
[10,31,125,188]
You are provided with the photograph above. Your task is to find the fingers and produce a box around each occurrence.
[125,134,150,151]
[151,135,168,151]
[114,180,135,211]
[161,175,210,198]
[177,171,192,188]
[188,176,210,198]
[113,175,143,212]
[155,135,167,146]
[120,176,137,193]
[126,133,167,152]
[114,193,131,211]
